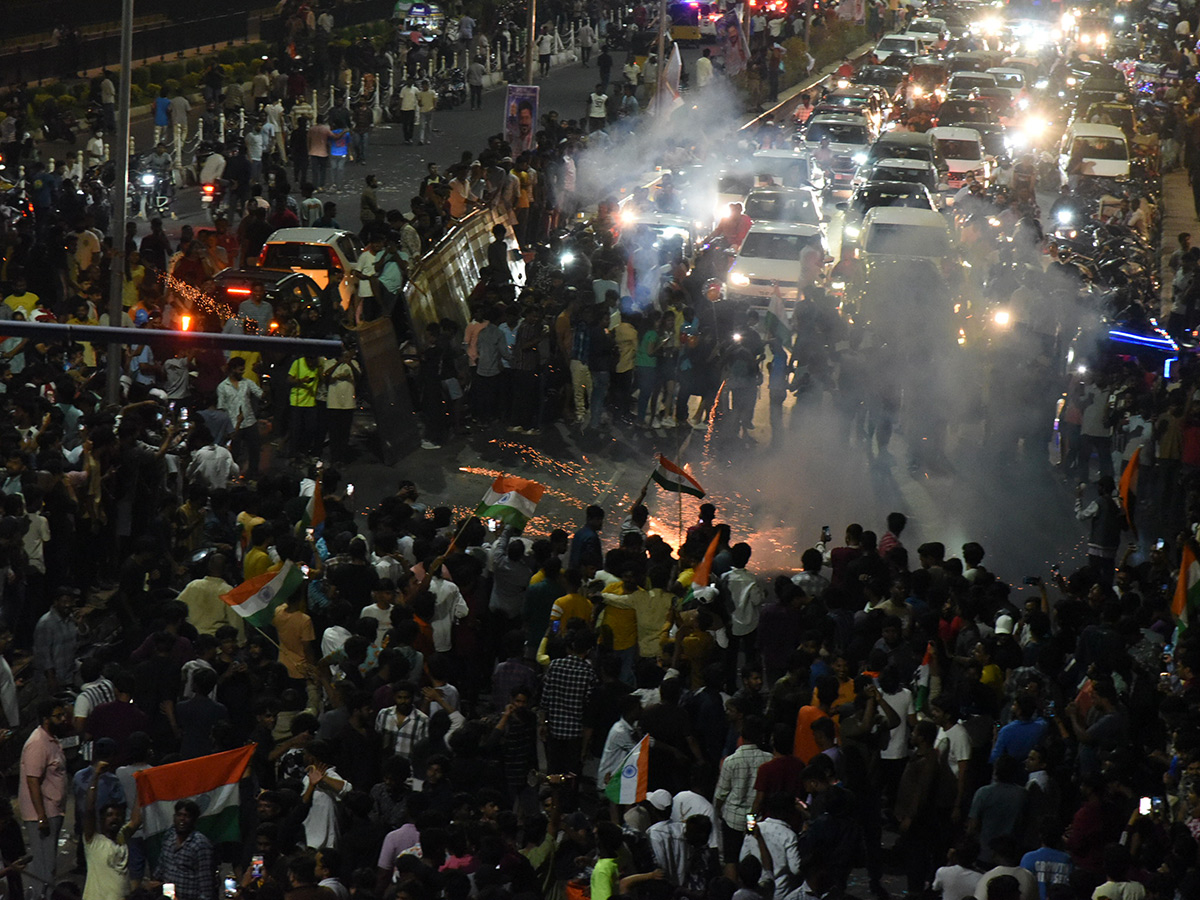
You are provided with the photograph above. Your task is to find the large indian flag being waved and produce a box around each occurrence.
[475,476,545,529]
[134,745,256,859]
[221,560,305,627]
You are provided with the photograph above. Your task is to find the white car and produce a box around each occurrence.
[752,149,826,193]
[986,67,1027,100]
[906,17,948,40]
[873,32,929,62]
[947,70,998,93]
[928,126,990,188]
[1058,122,1130,182]
[743,186,825,229]
[859,206,953,263]
[714,170,755,225]
[725,222,827,305]
[259,227,365,306]
[620,209,697,262]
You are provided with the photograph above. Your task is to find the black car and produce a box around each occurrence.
[211,268,325,323]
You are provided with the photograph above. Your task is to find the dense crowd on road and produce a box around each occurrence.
[7,1,1200,900]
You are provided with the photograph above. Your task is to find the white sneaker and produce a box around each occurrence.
[421,440,441,449]
[651,416,663,428]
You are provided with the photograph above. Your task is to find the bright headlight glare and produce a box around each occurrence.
[844,225,860,239]
[140,173,155,185]
[1056,209,1073,225]
[993,309,1011,326]
[729,272,751,286]
[853,152,868,164]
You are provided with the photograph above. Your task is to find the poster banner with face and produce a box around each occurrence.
[719,11,750,76]
[504,85,539,154]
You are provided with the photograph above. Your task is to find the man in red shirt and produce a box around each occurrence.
[709,202,753,250]
[836,56,855,78]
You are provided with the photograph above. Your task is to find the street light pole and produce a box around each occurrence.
[106,0,135,405]
[525,0,537,84]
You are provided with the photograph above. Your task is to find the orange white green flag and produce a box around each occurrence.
[134,745,255,860]
[475,476,545,529]
[604,735,649,804]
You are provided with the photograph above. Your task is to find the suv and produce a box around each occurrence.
[802,113,873,198]
[259,228,365,306]
[726,222,827,306]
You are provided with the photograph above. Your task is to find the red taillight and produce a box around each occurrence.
[202,184,215,194]
[227,287,252,295]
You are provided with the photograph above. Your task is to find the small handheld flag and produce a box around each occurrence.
[221,560,305,627]
[651,455,705,498]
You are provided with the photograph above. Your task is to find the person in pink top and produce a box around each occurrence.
[20,699,70,898]
[307,116,333,192]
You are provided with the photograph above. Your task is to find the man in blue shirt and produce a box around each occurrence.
[990,695,1047,763]
[569,505,605,570]
[1019,819,1073,900]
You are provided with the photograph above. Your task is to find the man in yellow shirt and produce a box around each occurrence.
[598,564,675,660]
[549,570,594,628]
[288,354,322,456]
[3,276,39,317]
[598,565,648,684]
[243,523,276,581]
[177,554,244,639]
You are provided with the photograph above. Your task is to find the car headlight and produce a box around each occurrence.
[912,86,924,98]
[1066,76,1077,86]
[852,152,868,164]
[831,280,846,290]
[140,173,155,186]
[729,272,751,286]
[844,225,860,239]
[993,308,1011,327]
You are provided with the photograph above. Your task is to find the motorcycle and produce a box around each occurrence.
[435,68,467,109]
[130,165,172,218]
[200,180,225,220]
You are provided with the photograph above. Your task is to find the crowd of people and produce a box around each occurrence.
[7,2,1200,900]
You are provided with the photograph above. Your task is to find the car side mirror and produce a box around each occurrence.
[835,201,848,211]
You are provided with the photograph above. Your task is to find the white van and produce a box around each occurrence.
[928,126,990,189]
[859,207,953,262]
[1058,122,1130,182]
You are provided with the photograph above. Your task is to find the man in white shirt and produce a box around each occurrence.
[587,85,608,133]
[186,431,239,490]
[597,696,640,795]
[360,580,394,645]
[740,793,805,900]
[215,357,264,478]
[931,695,972,820]
[721,542,765,688]
[427,576,468,653]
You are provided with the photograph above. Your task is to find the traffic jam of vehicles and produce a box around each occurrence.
[595,0,1180,434]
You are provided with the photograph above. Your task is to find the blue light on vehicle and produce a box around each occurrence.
[1107,329,1179,351]
[1166,357,1178,379]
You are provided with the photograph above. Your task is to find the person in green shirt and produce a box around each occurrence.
[634,320,663,425]
[288,354,322,456]
[591,821,662,900]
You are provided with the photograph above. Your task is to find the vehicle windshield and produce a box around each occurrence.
[261,243,337,269]
[936,138,983,160]
[907,20,942,32]
[871,165,931,184]
[1072,137,1128,160]
[910,64,947,83]
[739,232,807,260]
[718,174,754,195]
[865,223,950,256]
[854,67,903,86]
[938,102,994,122]
[744,192,821,224]
[807,122,870,145]
[951,73,995,87]
[877,37,915,51]
[991,72,1023,87]
[870,143,932,163]
[754,160,812,188]
[852,187,932,214]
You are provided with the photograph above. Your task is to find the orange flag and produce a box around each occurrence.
[692,534,721,587]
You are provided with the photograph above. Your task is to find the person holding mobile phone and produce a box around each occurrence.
[151,800,217,900]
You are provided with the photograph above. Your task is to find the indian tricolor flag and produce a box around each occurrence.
[1118,447,1140,532]
[914,642,933,711]
[475,476,545,529]
[651,455,705,498]
[222,560,305,627]
[604,735,650,805]
[134,745,255,860]
[301,479,326,536]
[1174,544,1200,631]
